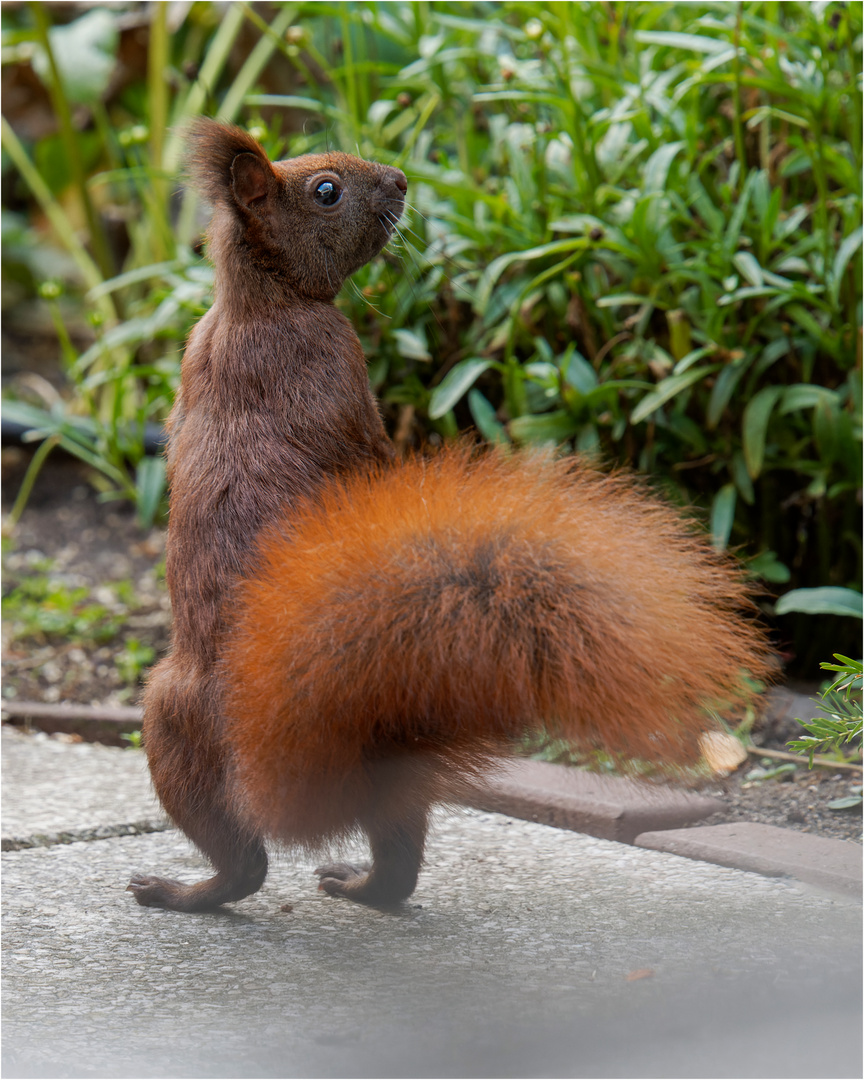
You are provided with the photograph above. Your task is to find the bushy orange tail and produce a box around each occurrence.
[221,448,771,847]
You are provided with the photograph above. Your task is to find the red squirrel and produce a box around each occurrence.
[128,119,770,913]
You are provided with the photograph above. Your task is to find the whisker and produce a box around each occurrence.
[346,274,389,318]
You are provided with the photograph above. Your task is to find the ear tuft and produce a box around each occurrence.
[185,118,276,208]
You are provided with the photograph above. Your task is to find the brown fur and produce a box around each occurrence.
[129,120,771,913]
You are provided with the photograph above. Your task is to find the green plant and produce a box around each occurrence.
[775,586,864,619]
[743,761,798,784]
[788,655,863,777]
[244,1,863,625]
[2,570,125,645]
[115,638,157,684]
[1,2,298,525]
[2,1,861,670]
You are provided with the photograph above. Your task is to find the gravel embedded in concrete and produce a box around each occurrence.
[1,725,163,846]
[3,807,862,1079]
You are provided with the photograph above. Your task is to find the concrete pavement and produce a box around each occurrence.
[2,725,861,1079]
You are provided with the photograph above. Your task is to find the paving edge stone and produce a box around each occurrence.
[635,823,863,898]
[462,758,724,844]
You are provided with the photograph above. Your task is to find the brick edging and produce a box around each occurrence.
[463,759,862,898]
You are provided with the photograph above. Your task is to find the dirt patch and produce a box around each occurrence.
[2,452,861,844]
[697,759,862,844]
[2,451,169,710]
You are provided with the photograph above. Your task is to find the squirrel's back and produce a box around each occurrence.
[222,446,769,849]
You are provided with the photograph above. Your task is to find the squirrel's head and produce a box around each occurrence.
[186,119,407,302]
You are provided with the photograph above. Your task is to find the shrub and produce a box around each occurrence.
[2,1,861,669]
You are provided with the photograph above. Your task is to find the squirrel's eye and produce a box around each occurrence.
[314,180,342,206]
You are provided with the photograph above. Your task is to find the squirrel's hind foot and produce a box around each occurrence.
[126,874,208,911]
[314,860,416,907]
[127,848,268,912]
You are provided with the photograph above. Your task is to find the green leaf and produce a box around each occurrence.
[634,30,731,54]
[717,285,782,306]
[1,399,99,441]
[742,386,784,479]
[731,451,755,505]
[393,328,431,362]
[672,346,715,375]
[724,170,757,254]
[823,655,862,672]
[710,484,737,551]
[826,796,863,811]
[707,362,747,429]
[596,293,653,308]
[87,260,188,299]
[468,390,508,444]
[630,365,719,425]
[732,251,764,288]
[830,226,862,306]
[135,455,166,529]
[428,358,493,419]
[575,424,600,453]
[775,588,864,619]
[786,305,840,359]
[642,141,685,194]
[475,238,590,313]
[562,351,597,395]
[813,396,839,465]
[32,9,119,106]
[778,384,840,414]
[748,550,791,584]
[244,94,350,124]
[509,410,579,446]
[666,311,692,362]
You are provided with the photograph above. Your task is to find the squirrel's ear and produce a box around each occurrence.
[231,153,274,211]
[185,119,276,210]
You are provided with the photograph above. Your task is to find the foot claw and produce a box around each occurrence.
[126,874,186,909]
[314,861,370,883]
[314,862,370,898]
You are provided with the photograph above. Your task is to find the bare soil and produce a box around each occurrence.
[2,452,861,845]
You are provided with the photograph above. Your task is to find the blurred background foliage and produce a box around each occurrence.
[1,0,861,673]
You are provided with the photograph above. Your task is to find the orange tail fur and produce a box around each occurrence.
[222,447,770,848]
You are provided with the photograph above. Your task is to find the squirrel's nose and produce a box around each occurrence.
[393,170,408,194]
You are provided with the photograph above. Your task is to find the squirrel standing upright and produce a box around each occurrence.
[128,119,770,913]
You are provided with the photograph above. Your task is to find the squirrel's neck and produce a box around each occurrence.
[206,214,338,318]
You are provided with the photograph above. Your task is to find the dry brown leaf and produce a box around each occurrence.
[700,730,748,774]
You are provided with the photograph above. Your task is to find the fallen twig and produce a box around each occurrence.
[1,700,143,724]
[747,744,862,773]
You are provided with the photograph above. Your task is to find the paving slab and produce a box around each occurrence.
[464,758,724,843]
[2,812,861,1079]
[636,822,863,898]
[3,729,862,1079]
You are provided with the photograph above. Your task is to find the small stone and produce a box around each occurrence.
[41,662,62,684]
